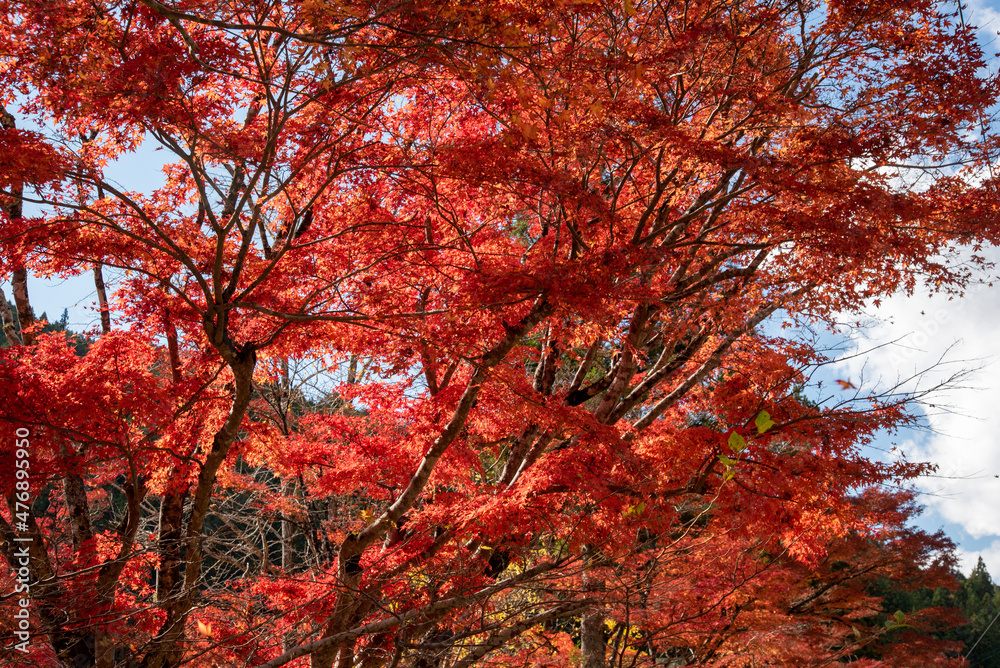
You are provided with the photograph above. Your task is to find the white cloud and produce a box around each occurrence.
[966,0,1000,40]
[835,250,1000,541]
[833,0,1000,549]
[956,540,1000,580]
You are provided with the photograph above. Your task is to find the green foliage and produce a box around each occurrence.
[727,431,747,452]
[0,300,22,348]
[874,556,1000,666]
[954,559,1000,666]
[754,410,775,434]
[0,305,90,354]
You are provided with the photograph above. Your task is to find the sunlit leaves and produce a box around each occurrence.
[0,0,994,666]
[755,410,776,434]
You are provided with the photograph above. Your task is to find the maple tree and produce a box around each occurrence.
[0,0,999,666]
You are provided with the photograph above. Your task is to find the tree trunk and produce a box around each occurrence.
[164,317,182,383]
[282,480,297,653]
[10,268,33,345]
[580,544,606,668]
[1,107,34,346]
[142,332,257,668]
[94,264,111,334]
[0,286,20,345]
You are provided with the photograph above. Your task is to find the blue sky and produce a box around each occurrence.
[15,139,171,332]
[9,0,1000,578]
[834,254,1000,576]
[824,0,1000,577]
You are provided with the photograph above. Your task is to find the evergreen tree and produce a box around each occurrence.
[0,304,89,354]
[883,556,1000,667]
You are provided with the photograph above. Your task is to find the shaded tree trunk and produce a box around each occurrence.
[94,263,111,334]
[581,544,606,668]
[1,106,34,346]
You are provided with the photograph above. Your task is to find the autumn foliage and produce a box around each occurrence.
[0,0,998,666]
